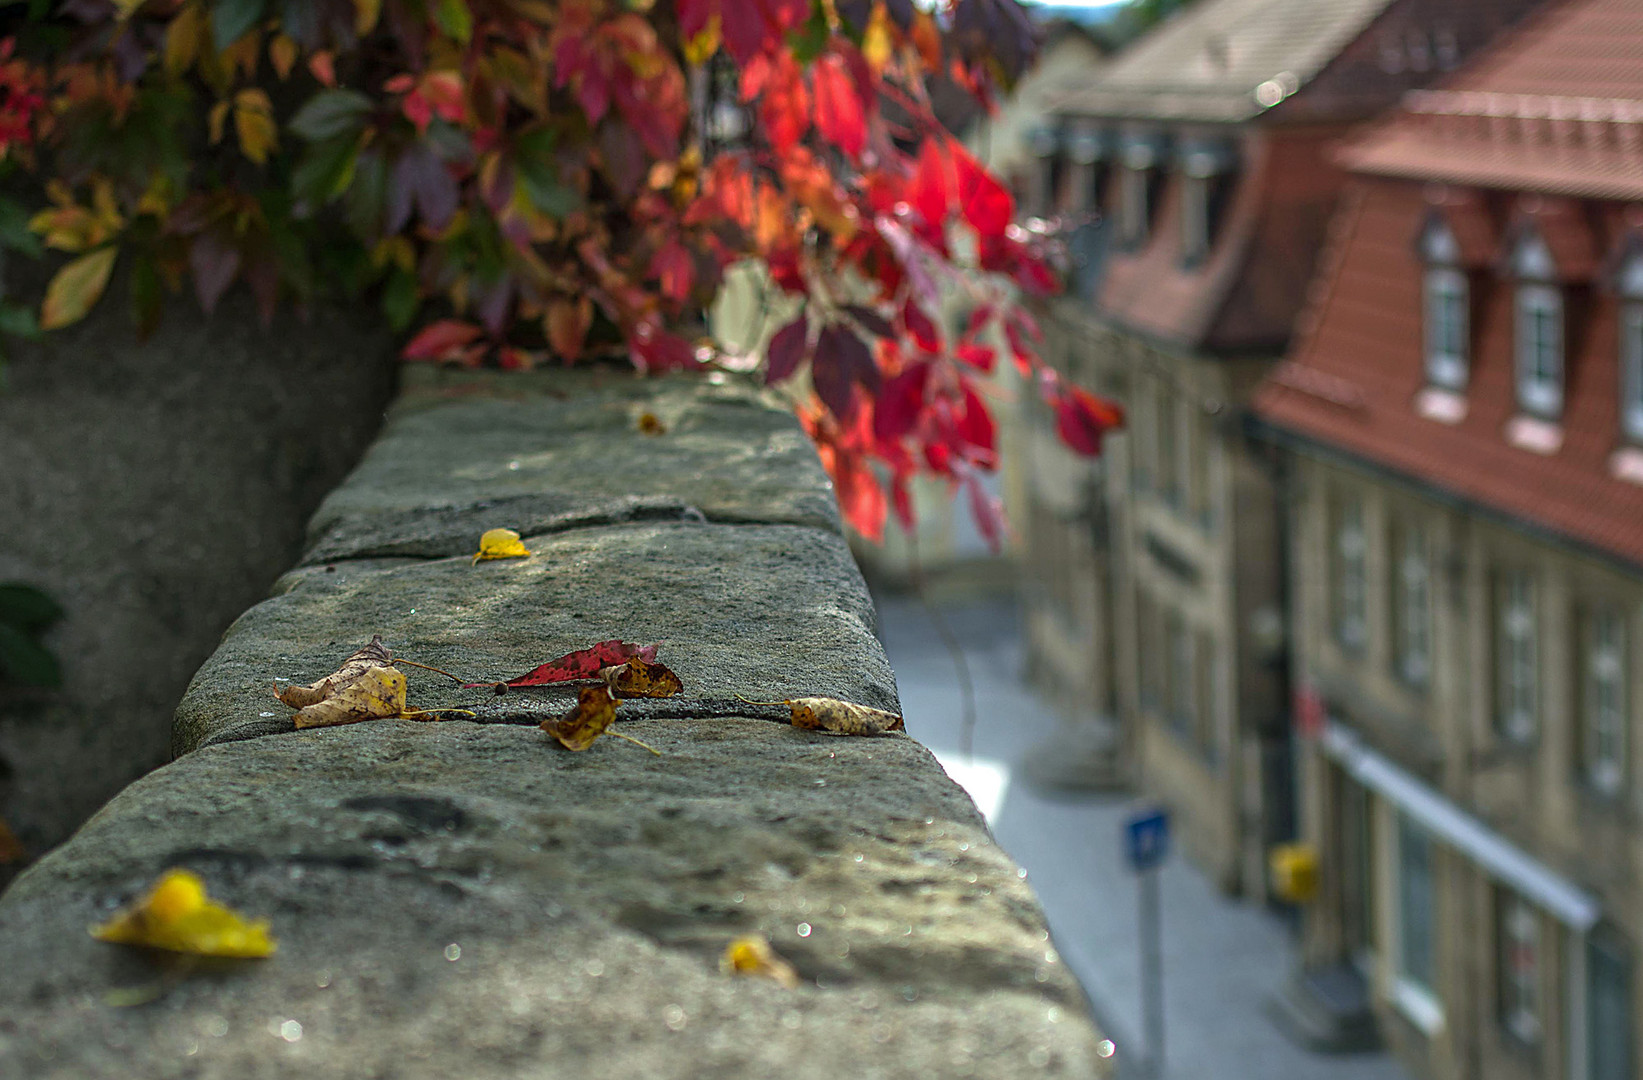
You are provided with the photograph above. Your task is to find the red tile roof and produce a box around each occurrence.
[1253,175,1643,570]
[1342,0,1643,197]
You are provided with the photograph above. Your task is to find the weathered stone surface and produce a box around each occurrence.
[300,368,840,564]
[174,521,896,756]
[0,719,1102,1079]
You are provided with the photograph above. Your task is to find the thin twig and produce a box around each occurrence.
[394,657,477,685]
[734,693,792,707]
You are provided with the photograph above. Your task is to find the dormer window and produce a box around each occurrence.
[1117,135,1160,249]
[1511,230,1563,418]
[1179,142,1235,268]
[1419,218,1468,391]
[1618,247,1643,442]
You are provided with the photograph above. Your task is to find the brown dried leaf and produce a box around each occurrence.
[275,635,393,708]
[600,657,683,699]
[541,685,620,751]
[721,934,800,988]
[637,411,666,435]
[789,697,904,736]
[292,665,407,729]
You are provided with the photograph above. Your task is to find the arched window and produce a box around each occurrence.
[1418,217,1468,391]
[1510,228,1563,418]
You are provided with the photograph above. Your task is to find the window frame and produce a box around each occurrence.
[1497,890,1542,1048]
[1333,495,1368,655]
[1423,266,1470,391]
[1582,606,1627,798]
[1622,301,1643,443]
[1393,522,1433,689]
[1394,814,1443,1033]
[1495,569,1538,744]
[1515,282,1565,418]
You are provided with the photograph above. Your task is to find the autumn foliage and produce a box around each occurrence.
[0,0,1120,541]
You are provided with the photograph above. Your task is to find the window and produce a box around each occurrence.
[1396,815,1439,1020]
[1622,302,1643,442]
[1165,608,1196,735]
[1119,164,1150,247]
[1589,930,1634,1080]
[1423,267,1469,390]
[1496,570,1537,743]
[1334,495,1367,653]
[1515,284,1564,417]
[1583,607,1627,797]
[1393,523,1433,688]
[1498,891,1541,1046]
[1180,174,1208,264]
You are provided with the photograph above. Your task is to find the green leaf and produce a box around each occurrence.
[0,302,40,341]
[292,134,360,209]
[40,247,117,331]
[432,0,472,42]
[382,266,418,331]
[288,89,373,142]
[211,0,266,51]
[0,622,60,688]
[0,197,41,258]
[790,5,830,64]
[0,584,60,631]
[514,131,580,218]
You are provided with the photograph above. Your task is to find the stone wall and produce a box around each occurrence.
[0,367,1108,1078]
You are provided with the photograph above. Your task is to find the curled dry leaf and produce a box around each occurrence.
[737,693,904,735]
[473,527,532,563]
[601,657,683,698]
[721,934,800,988]
[636,411,667,435]
[541,685,620,751]
[91,868,275,958]
[274,634,392,709]
[293,664,407,729]
[470,640,661,689]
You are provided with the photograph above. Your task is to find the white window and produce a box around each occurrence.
[1396,815,1441,1030]
[1584,607,1627,797]
[1496,570,1537,743]
[1120,164,1150,247]
[1335,496,1367,653]
[1423,267,1469,390]
[1516,283,1564,417]
[1180,174,1207,264]
[1394,523,1432,687]
[1499,892,1541,1045]
[1622,303,1643,442]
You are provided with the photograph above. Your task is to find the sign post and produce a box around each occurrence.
[1125,806,1170,1079]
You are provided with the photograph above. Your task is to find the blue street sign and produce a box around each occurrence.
[1125,807,1170,872]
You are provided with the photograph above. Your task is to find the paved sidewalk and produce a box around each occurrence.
[875,590,1411,1080]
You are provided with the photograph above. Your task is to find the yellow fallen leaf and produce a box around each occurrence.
[721,935,799,988]
[473,527,531,564]
[736,694,904,735]
[542,686,660,754]
[91,869,275,958]
[293,664,406,729]
[275,634,393,709]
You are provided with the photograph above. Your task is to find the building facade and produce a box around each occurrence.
[1013,0,1539,894]
[1252,1,1643,1075]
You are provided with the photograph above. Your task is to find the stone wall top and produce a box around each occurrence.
[0,367,1107,1078]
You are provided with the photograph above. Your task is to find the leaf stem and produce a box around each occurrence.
[394,657,477,684]
[607,730,662,755]
[733,693,792,707]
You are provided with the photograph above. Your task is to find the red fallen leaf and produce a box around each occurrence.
[950,138,1014,240]
[1053,385,1125,456]
[765,315,810,385]
[468,640,662,689]
[812,54,865,162]
[403,319,485,362]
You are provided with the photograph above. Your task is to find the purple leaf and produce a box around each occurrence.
[813,324,877,422]
[842,303,894,338]
[765,316,810,385]
[189,232,241,314]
